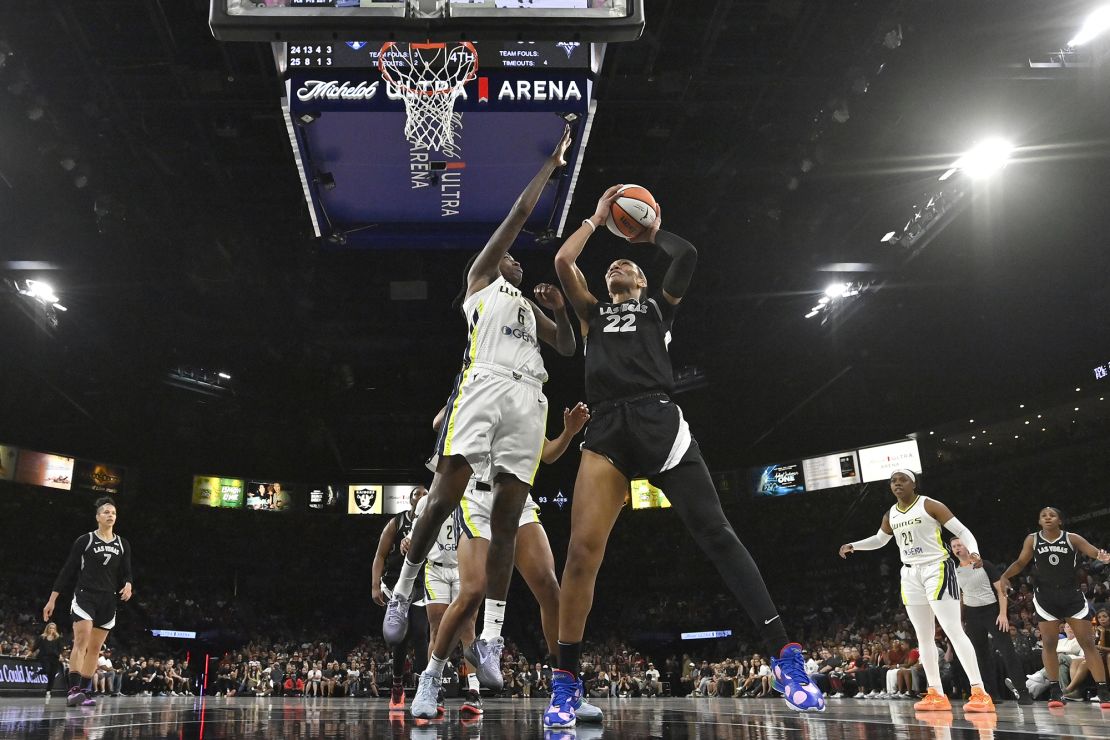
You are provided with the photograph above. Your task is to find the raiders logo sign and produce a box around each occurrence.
[353,487,378,512]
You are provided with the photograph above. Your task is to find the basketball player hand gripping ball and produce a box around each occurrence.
[839,470,995,713]
[544,186,824,729]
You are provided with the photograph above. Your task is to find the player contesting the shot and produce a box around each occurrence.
[382,127,576,677]
[43,497,133,708]
[545,186,824,729]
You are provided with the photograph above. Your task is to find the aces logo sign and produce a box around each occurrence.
[347,485,383,515]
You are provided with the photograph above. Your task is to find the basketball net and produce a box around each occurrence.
[378,41,478,154]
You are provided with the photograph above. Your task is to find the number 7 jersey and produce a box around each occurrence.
[888,495,948,566]
[584,292,677,404]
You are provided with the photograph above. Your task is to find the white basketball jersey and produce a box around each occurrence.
[415,495,458,567]
[460,275,548,382]
[888,495,947,566]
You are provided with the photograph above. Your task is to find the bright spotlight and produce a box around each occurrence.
[824,283,848,298]
[1069,5,1110,46]
[218,372,232,380]
[954,138,1014,179]
[21,279,59,304]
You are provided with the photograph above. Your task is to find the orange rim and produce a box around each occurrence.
[378,41,478,97]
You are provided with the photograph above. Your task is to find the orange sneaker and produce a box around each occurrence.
[914,687,952,711]
[964,686,996,713]
[389,683,405,712]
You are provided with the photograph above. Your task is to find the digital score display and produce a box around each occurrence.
[286,40,590,70]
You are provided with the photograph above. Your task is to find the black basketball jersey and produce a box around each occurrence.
[382,511,422,589]
[583,292,677,404]
[1032,530,1079,591]
[52,531,133,594]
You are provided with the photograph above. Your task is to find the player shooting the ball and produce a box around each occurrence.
[541,185,825,729]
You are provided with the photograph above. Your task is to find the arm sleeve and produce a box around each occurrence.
[655,230,698,299]
[52,535,86,593]
[849,529,893,551]
[120,537,133,587]
[943,517,980,557]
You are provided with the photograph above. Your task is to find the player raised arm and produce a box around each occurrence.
[996,534,1036,593]
[467,125,572,299]
[1066,532,1110,563]
[628,206,698,307]
[553,185,622,326]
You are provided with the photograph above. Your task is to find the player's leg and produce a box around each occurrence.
[650,444,823,712]
[929,586,994,712]
[963,606,999,698]
[414,534,487,718]
[513,522,560,657]
[988,626,1032,704]
[546,450,627,729]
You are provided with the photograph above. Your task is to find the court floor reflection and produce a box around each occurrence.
[2,696,1109,739]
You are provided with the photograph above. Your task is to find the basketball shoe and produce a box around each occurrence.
[1097,683,1110,709]
[1047,683,1064,709]
[388,680,405,711]
[770,643,826,712]
[463,637,504,690]
[382,594,411,647]
[544,669,578,729]
[66,687,86,708]
[913,687,951,711]
[460,688,483,715]
[964,686,996,713]
[410,671,442,720]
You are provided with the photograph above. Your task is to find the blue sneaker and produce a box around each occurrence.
[771,643,826,712]
[544,669,578,729]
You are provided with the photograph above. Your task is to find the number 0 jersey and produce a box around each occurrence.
[460,275,547,383]
[584,292,676,404]
[888,495,947,566]
[1032,530,1079,591]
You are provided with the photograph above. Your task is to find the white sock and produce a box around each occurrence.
[480,599,506,641]
[426,654,447,678]
[393,558,423,600]
[468,673,480,691]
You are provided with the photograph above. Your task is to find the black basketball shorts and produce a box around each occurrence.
[582,392,693,479]
[1032,588,1091,622]
[71,588,117,630]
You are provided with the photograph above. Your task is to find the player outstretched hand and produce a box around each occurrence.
[838,544,854,559]
[120,582,133,602]
[590,185,623,229]
[534,283,566,311]
[629,202,662,245]
[563,402,590,435]
[550,124,573,168]
[1097,548,1110,563]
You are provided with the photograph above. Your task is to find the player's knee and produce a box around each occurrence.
[565,538,606,573]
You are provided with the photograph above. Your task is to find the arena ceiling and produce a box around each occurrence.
[2,0,1108,483]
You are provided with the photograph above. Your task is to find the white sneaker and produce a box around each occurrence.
[854,692,865,699]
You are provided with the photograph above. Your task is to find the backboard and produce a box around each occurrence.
[210,0,645,43]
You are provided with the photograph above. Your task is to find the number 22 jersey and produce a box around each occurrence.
[584,292,677,404]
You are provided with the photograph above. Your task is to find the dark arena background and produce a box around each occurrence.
[2,0,1110,738]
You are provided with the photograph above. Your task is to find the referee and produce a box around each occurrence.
[951,537,1032,705]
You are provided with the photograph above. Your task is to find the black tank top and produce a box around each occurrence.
[583,293,677,404]
[382,511,419,587]
[1032,530,1078,591]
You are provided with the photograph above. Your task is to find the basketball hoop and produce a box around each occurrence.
[378,41,478,153]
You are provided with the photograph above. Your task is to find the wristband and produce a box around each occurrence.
[582,218,597,233]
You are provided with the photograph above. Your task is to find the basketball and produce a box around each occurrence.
[606,184,658,239]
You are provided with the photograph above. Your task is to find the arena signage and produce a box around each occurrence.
[0,658,49,692]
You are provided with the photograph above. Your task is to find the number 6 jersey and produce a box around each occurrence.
[888,495,948,566]
[584,292,677,403]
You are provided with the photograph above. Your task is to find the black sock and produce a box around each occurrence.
[760,620,790,659]
[68,672,82,691]
[557,641,581,675]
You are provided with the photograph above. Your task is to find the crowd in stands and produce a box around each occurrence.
[3,428,1109,704]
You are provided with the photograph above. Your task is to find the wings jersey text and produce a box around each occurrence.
[888,496,947,566]
[415,494,458,567]
[583,292,676,403]
[460,275,547,382]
